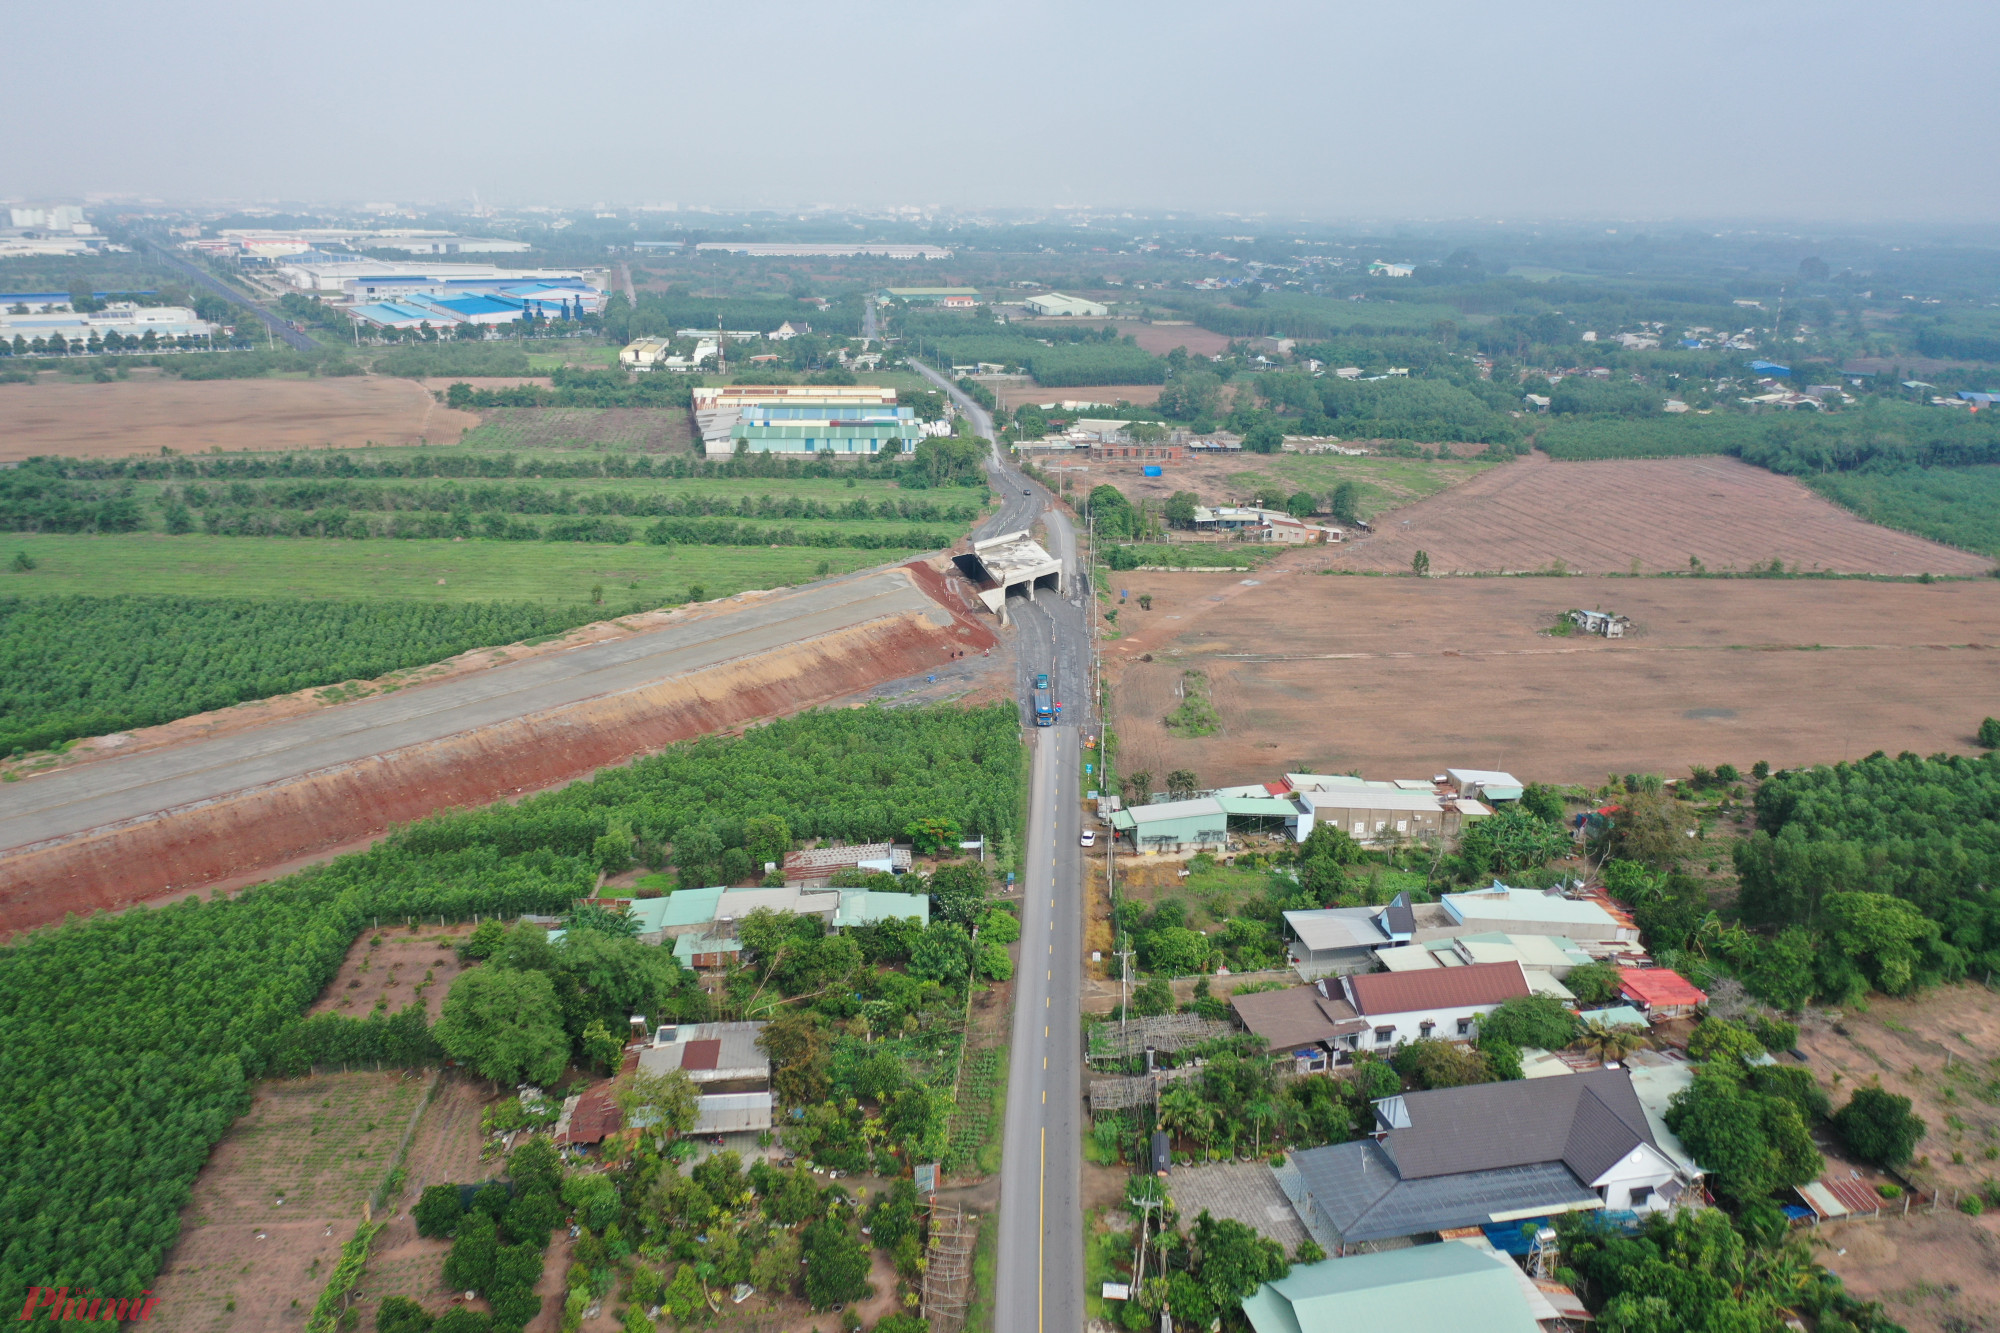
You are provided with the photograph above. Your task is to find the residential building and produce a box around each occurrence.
[1282,908,1393,978]
[646,882,928,966]
[1229,983,1368,1073]
[1616,968,1707,1020]
[1286,1069,1694,1249]
[1242,1243,1541,1333]
[1023,292,1109,317]
[1108,796,1228,853]
[637,1021,775,1135]
[1374,932,1593,1000]
[1338,960,1532,1051]
[768,320,811,340]
[1296,787,1451,847]
[1436,884,1632,944]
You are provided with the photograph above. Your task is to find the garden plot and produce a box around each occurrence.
[150,1072,426,1333]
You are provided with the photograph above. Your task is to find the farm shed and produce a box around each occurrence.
[1109,796,1228,853]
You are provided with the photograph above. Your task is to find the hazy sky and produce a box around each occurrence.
[7,0,1997,222]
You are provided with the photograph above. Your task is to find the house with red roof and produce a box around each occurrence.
[1335,960,1533,1055]
[1617,968,1707,1020]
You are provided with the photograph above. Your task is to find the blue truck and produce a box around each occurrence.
[1032,689,1055,726]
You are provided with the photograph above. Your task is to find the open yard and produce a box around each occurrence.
[1104,568,2000,790]
[0,375,479,461]
[310,924,477,1024]
[1324,452,1996,576]
[1796,985,2000,1201]
[1,532,911,602]
[1817,1208,2000,1333]
[150,1071,429,1333]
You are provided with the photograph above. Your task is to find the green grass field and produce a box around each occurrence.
[1225,453,1501,518]
[2,533,908,603]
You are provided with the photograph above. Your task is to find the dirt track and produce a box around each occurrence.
[0,375,480,459]
[0,565,997,933]
[1328,452,1993,576]
[1106,566,2000,791]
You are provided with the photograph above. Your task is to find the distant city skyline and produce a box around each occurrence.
[5,0,1998,223]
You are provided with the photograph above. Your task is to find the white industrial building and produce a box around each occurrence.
[1,303,213,345]
[275,257,604,297]
[1024,292,1109,317]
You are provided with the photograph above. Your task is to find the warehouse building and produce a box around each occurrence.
[1,302,213,345]
[1024,292,1109,317]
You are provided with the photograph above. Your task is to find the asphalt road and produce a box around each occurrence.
[919,361,1090,1333]
[0,570,940,854]
[140,240,317,353]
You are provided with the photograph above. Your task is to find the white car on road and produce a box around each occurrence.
[1079,830,1096,847]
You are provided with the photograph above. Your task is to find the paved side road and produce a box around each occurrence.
[140,240,316,353]
[0,570,940,854]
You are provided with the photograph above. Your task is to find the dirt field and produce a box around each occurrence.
[995,381,1162,409]
[1065,450,1494,518]
[0,376,480,460]
[348,1076,501,1333]
[1326,452,1995,576]
[151,1071,429,1333]
[1817,1210,2000,1333]
[309,924,478,1024]
[1104,567,2000,790]
[1796,985,2000,1199]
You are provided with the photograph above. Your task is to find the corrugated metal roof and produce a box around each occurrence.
[1346,960,1530,1015]
[1444,886,1619,929]
[1125,796,1226,824]
[1240,1244,1539,1333]
[1618,968,1707,1007]
[1301,789,1444,813]
[1217,795,1300,818]
[1285,908,1391,953]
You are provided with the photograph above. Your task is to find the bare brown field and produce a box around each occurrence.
[309,925,477,1024]
[151,1071,427,1333]
[995,381,1162,409]
[1105,569,2000,790]
[1327,452,1994,576]
[1818,1209,2000,1333]
[0,377,480,461]
[463,405,695,451]
[1795,986,2000,1199]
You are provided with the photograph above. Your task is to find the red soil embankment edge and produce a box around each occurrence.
[2,567,997,936]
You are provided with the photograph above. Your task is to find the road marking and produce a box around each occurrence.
[1042,1090,1046,1104]
[1044,1056,1048,1068]
[1038,1126,1046,1333]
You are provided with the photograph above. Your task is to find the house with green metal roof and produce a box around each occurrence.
[1241,1242,1540,1333]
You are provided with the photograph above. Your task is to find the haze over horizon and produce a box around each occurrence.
[6,0,1999,224]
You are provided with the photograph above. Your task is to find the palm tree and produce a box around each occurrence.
[1244,1098,1276,1156]
[1157,1086,1212,1151]
[1574,1019,1649,1064]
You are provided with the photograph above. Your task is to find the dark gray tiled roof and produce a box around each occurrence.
[1382,891,1416,936]
[1379,1069,1656,1181]
[1291,1140,1600,1243]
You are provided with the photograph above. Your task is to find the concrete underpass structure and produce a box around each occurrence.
[953,529,1063,624]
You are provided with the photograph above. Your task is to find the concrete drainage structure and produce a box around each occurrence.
[953,529,1063,625]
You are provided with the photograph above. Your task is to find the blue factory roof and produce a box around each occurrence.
[428,295,520,317]
[0,291,156,301]
[1747,360,1791,375]
[351,302,438,323]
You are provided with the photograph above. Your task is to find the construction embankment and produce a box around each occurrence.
[0,564,997,935]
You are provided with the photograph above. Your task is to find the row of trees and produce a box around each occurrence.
[0,594,633,754]
[152,479,981,525]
